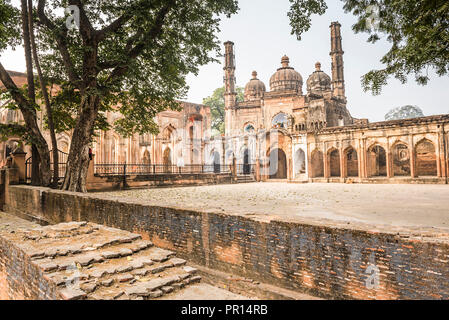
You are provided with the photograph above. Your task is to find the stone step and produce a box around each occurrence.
[7,220,203,300]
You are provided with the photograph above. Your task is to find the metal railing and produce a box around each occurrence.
[26,150,69,182]
[94,163,232,176]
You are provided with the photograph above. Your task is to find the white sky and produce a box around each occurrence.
[2,0,449,122]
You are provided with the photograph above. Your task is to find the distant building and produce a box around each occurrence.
[208,22,449,182]
[0,75,212,167]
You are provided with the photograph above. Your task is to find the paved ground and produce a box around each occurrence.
[98,182,449,229]
[159,283,251,300]
[0,212,251,300]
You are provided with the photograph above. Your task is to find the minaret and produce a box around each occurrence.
[223,41,236,136]
[330,22,346,100]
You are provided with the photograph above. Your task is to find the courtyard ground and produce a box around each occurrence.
[97,182,449,229]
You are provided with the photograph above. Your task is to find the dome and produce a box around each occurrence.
[269,55,303,93]
[244,71,266,101]
[306,62,331,95]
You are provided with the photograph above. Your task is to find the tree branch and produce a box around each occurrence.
[106,1,174,83]
[37,0,81,88]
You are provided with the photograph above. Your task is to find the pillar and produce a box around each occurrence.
[11,148,27,183]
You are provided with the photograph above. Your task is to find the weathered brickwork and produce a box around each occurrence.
[87,172,232,192]
[5,185,449,300]
[0,215,60,299]
[0,212,202,300]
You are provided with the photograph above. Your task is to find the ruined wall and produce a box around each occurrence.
[5,185,449,300]
[87,173,233,192]
[0,233,60,300]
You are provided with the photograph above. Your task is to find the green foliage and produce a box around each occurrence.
[0,0,20,52]
[288,0,449,95]
[288,0,327,41]
[202,86,244,134]
[35,0,239,137]
[0,123,27,142]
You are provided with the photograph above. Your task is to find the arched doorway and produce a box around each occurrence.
[311,150,324,178]
[243,149,251,174]
[163,147,172,172]
[142,149,151,165]
[392,143,410,176]
[212,151,221,173]
[294,148,306,177]
[345,147,358,177]
[416,139,437,176]
[329,149,340,177]
[367,145,387,177]
[269,148,287,179]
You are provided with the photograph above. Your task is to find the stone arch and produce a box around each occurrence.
[328,148,340,177]
[244,122,255,134]
[391,141,410,176]
[142,149,151,164]
[344,146,358,177]
[415,139,437,176]
[242,148,251,174]
[294,148,306,176]
[311,149,324,178]
[210,149,221,173]
[162,124,176,141]
[271,112,288,129]
[163,147,172,166]
[268,148,287,179]
[367,144,387,177]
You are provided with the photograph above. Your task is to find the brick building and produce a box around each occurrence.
[0,78,211,168]
[216,21,449,183]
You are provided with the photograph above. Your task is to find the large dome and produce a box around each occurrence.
[269,55,303,93]
[306,62,331,95]
[244,71,266,101]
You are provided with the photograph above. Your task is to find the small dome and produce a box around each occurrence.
[269,56,303,93]
[306,62,331,95]
[244,71,266,101]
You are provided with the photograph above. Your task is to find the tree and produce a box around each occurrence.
[28,0,59,187]
[203,86,244,135]
[385,105,425,121]
[287,0,449,95]
[30,0,239,192]
[0,0,52,186]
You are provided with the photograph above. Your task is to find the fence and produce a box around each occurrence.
[25,150,69,182]
[94,163,233,176]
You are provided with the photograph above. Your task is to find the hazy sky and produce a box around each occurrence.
[2,0,448,121]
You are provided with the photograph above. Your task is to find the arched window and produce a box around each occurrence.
[367,145,387,177]
[328,149,340,177]
[272,113,288,129]
[311,150,324,178]
[244,124,255,133]
[415,139,437,176]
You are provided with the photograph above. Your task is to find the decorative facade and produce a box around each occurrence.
[217,21,449,183]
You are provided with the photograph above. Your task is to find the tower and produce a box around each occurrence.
[330,22,346,100]
[223,41,236,136]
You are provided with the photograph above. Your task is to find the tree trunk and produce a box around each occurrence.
[31,144,41,185]
[62,95,100,192]
[28,0,58,188]
[20,0,51,186]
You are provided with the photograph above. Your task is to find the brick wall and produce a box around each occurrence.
[5,185,449,300]
[87,173,233,192]
[0,233,60,300]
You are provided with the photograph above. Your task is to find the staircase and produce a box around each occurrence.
[235,175,256,183]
